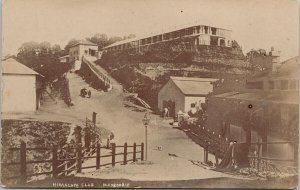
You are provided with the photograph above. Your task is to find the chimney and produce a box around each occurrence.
[269,46,281,72]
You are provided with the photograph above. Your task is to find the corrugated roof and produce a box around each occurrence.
[2,58,39,75]
[70,39,98,48]
[170,77,218,96]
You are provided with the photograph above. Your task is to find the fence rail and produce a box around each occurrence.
[2,141,144,184]
[184,124,298,176]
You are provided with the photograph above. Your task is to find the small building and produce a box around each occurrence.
[69,39,98,62]
[2,58,43,113]
[69,39,98,70]
[158,77,218,117]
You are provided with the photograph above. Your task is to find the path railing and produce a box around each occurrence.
[82,56,112,90]
[2,141,144,184]
[181,123,298,174]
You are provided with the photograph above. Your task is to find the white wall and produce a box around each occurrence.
[69,45,98,62]
[79,45,98,57]
[198,34,211,45]
[184,96,206,113]
[69,45,80,62]
[2,74,37,113]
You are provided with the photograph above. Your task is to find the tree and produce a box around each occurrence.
[39,41,51,54]
[64,39,80,52]
[18,41,39,57]
[52,44,62,54]
[108,36,122,45]
[123,34,136,40]
[90,33,109,49]
[16,41,71,80]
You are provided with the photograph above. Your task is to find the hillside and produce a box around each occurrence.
[96,38,252,110]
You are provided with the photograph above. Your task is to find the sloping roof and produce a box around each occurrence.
[2,58,39,75]
[213,91,298,105]
[274,56,299,77]
[59,55,70,59]
[170,77,218,96]
[70,39,98,48]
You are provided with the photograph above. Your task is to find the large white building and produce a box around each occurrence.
[2,58,43,113]
[158,77,218,117]
[103,24,232,53]
[69,40,98,70]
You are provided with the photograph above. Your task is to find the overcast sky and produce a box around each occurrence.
[2,0,299,60]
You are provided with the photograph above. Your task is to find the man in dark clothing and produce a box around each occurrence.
[88,90,91,98]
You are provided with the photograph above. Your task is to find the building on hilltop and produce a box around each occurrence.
[68,39,98,71]
[158,77,218,117]
[69,39,98,62]
[103,24,232,53]
[2,58,44,113]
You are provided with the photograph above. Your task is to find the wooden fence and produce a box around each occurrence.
[246,141,298,175]
[183,124,298,175]
[2,141,144,184]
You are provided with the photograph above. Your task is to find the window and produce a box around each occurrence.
[269,81,274,89]
[196,26,200,33]
[289,80,297,89]
[281,80,288,90]
[191,103,195,108]
[158,35,162,41]
[204,26,208,34]
[246,81,263,89]
[211,28,217,35]
[147,38,151,44]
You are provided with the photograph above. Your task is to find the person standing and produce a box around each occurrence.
[88,90,91,98]
[164,107,169,118]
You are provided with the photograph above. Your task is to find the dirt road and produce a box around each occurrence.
[3,64,247,181]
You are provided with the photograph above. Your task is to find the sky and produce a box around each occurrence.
[2,0,299,61]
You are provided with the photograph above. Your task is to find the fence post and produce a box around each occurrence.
[96,143,101,169]
[133,143,137,162]
[111,143,116,167]
[52,146,58,178]
[294,142,298,165]
[20,141,27,184]
[77,143,82,173]
[204,141,209,163]
[257,142,261,172]
[123,143,127,165]
[141,143,144,161]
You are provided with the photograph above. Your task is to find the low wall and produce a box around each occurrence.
[79,58,112,91]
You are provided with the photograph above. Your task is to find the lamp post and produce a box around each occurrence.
[142,112,150,160]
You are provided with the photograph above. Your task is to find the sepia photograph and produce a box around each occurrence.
[1,0,299,188]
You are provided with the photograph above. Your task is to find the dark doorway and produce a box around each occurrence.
[89,49,96,56]
[162,100,176,118]
[220,39,225,46]
[210,36,218,46]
